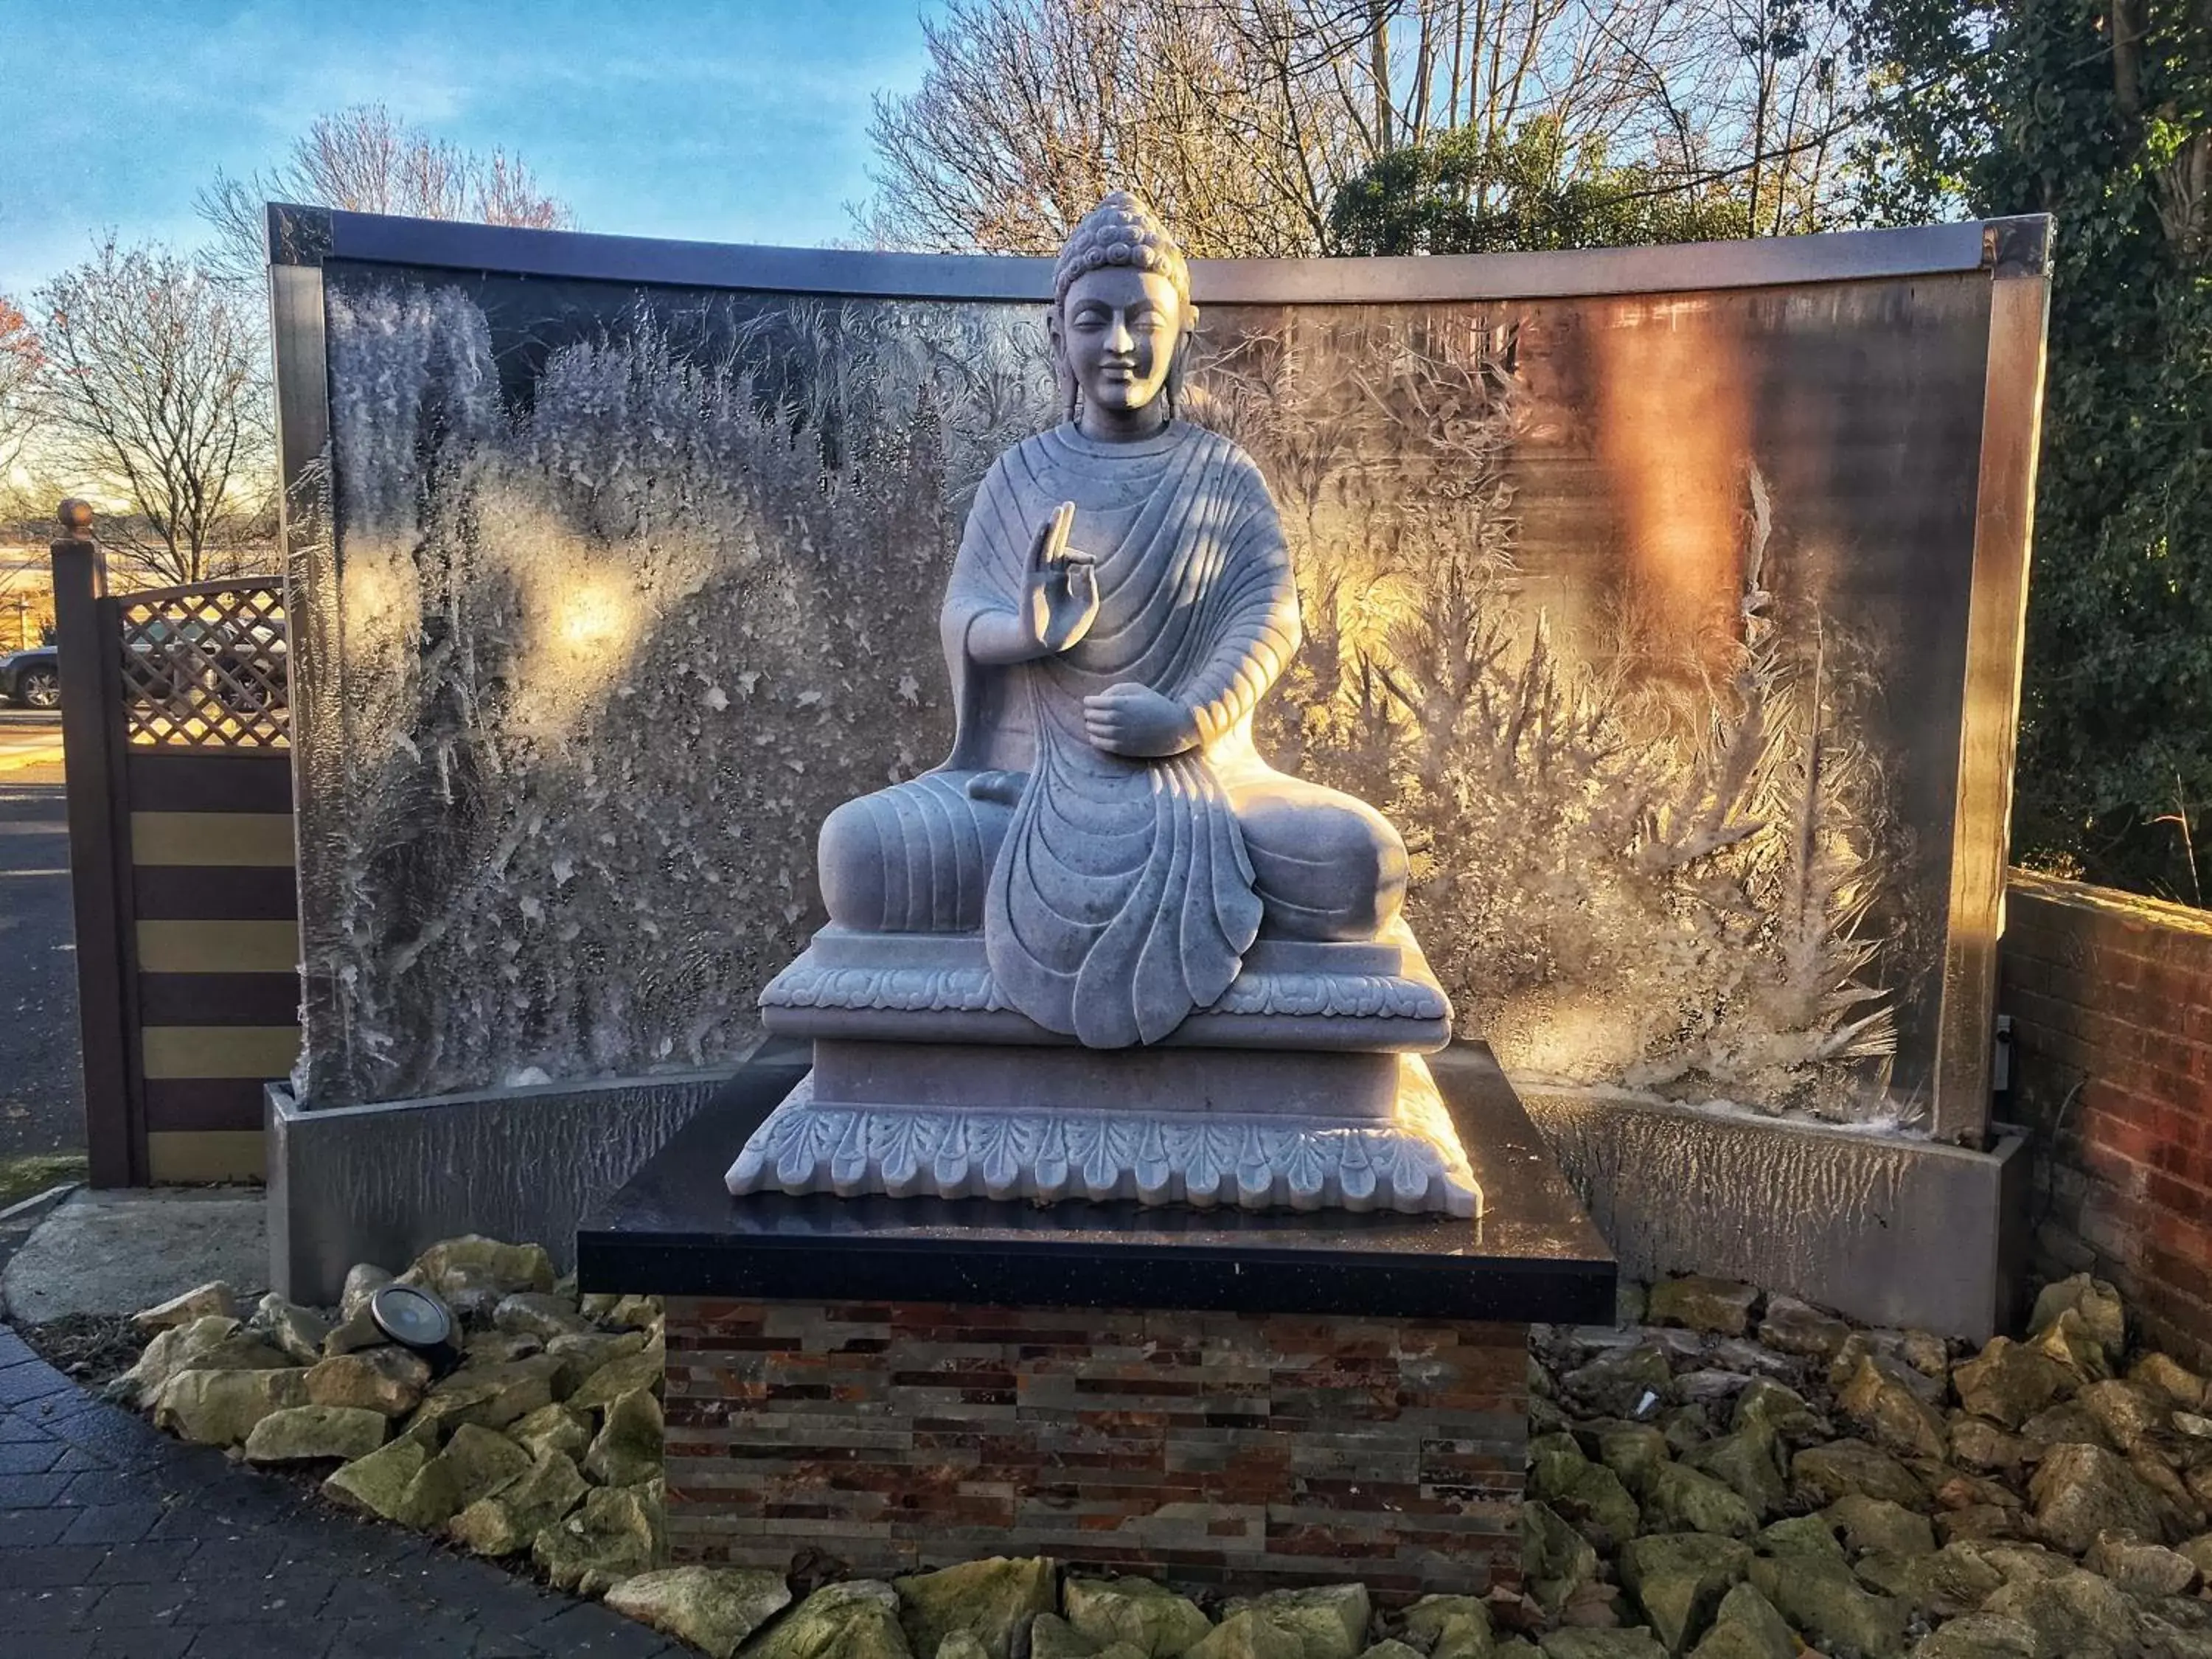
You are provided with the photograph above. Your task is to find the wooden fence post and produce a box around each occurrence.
[51,499,142,1186]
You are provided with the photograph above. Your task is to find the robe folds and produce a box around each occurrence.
[939,421,1301,1048]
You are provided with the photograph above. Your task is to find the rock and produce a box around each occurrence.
[1824,1494,1936,1559]
[321,1304,392,1357]
[1955,1339,2074,1430]
[1360,1644,1427,1659]
[1187,1614,1304,1659]
[112,1315,289,1409]
[893,1557,1056,1659]
[1935,1507,2020,1545]
[1747,1552,1908,1658]
[412,1355,563,1433]
[151,1366,307,1445]
[1840,1355,1951,1461]
[1980,1567,2135,1659]
[1596,1425,1674,1492]
[2029,1274,2126,1362]
[1649,1278,1758,1338]
[1401,1596,1493,1659]
[547,1328,652,1394]
[305,1346,432,1418]
[607,1567,793,1658]
[448,1447,588,1557]
[1063,1576,1212,1658]
[423,1422,534,1511]
[1950,1416,2028,1473]
[1675,1372,1752,1407]
[1222,1586,1370,1659]
[1901,1331,1951,1380]
[495,1291,589,1341]
[2077,1378,2170,1452]
[603,1293,662,1332]
[585,1388,664,1487]
[1618,1534,1750,1654]
[1032,1614,1102,1659]
[1755,1514,1846,1560]
[1535,1633,1665,1659]
[456,1331,546,1369]
[1907,1614,2040,1659]
[241,1404,387,1464]
[1531,1436,1642,1548]
[2030,1441,2171,1554]
[1931,1470,2020,1517]
[324,1437,436,1523]
[1731,1380,1823,1444]
[408,1235,557,1307]
[341,1262,394,1319]
[1683,1427,1788,1522]
[1682,1585,1790,1659]
[1526,1500,1601,1614]
[2031,1310,2113,1382]
[510,1401,594,1464]
[1640,1462,1758,1540]
[533,1482,664,1599]
[570,1343,664,1411]
[740,1582,914,1659]
[1756,1295,1850,1359]
[248,1294,333,1365]
[1564,1348,1673,1419]
[2181,1532,2212,1579]
[2018,1401,2114,1453]
[2084,1530,2199,1593]
[1792,1439,1926,1508]
[1658,1406,1713,1460]
[2129,1352,2208,1411]
[134,1280,239,1331]
[1902,1541,2010,1618]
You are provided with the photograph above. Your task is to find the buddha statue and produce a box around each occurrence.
[729,192,1478,1217]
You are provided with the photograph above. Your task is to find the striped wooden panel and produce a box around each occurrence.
[125,748,298,1180]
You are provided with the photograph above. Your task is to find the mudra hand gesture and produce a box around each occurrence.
[1023,502,1098,653]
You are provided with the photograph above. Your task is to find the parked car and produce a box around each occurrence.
[1,646,60,710]
[123,616,288,718]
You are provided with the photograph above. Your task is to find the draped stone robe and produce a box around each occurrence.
[818,420,1405,1048]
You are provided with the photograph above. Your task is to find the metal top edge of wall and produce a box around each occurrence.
[268,203,2041,305]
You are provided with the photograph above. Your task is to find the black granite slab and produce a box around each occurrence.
[577,1040,1615,1324]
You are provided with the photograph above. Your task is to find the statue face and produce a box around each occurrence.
[1057,266,1185,424]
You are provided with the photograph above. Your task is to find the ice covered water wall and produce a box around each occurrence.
[271,210,2048,1150]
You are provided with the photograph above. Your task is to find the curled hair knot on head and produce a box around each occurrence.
[1050,191,1195,421]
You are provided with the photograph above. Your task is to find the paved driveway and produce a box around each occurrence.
[0,776,81,1161]
[0,711,66,775]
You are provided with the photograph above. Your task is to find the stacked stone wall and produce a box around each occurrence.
[2003,870,2212,1366]
[663,1298,1529,1597]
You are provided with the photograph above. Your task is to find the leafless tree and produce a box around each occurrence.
[31,240,274,586]
[858,0,1861,254]
[0,294,37,483]
[197,103,574,288]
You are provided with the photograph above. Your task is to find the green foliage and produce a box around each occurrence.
[1326,119,1754,257]
[1857,0,2212,900]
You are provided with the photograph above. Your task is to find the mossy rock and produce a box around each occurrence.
[608,1566,793,1658]
[1682,1585,1790,1659]
[533,1481,664,1598]
[1682,1427,1787,1523]
[1186,1614,1304,1659]
[1535,1632,1666,1659]
[1640,1463,1758,1540]
[1526,1500,1601,1613]
[1399,1597,1491,1659]
[1220,1585,1370,1659]
[449,1447,590,1557]
[509,1401,594,1464]
[584,1387,664,1487]
[152,1366,307,1447]
[1746,1553,1907,1659]
[893,1557,1055,1659]
[1617,1534,1750,1655]
[1064,1576,1212,1659]
[305,1346,432,1418]
[738,1580,911,1659]
[1823,1494,1935,1559]
[241,1404,388,1464]
[324,1436,434,1523]
[569,1343,665,1411]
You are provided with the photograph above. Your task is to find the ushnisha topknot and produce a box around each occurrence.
[1052,191,1192,308]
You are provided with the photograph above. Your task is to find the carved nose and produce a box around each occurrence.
[1105,318,1134,355]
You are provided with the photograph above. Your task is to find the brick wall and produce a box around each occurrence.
[664,1297,1529,1599]
[2001,871,2212,1368]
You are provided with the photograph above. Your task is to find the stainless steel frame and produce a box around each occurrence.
[265,204,2052,1147]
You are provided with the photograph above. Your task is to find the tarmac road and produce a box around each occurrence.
[0,714,83,1161]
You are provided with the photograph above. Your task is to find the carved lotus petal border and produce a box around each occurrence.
[726,1072,1480,1217]
[761,962,1447,1022]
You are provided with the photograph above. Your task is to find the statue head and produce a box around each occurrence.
[1048,191,1196,432]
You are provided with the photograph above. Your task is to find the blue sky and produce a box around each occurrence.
[0,0,939,299]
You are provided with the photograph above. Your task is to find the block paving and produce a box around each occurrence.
[0,1321,681,1658]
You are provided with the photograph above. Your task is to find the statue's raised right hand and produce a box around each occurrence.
[1022,501,1098,654]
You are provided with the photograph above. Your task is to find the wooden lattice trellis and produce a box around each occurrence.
[117,582,290,748]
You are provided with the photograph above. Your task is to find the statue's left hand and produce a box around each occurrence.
[1083,682,1198,757]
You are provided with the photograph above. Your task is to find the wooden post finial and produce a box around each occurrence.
[57,499,94,537]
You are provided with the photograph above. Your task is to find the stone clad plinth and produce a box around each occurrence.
[582,1044,1615,1597]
